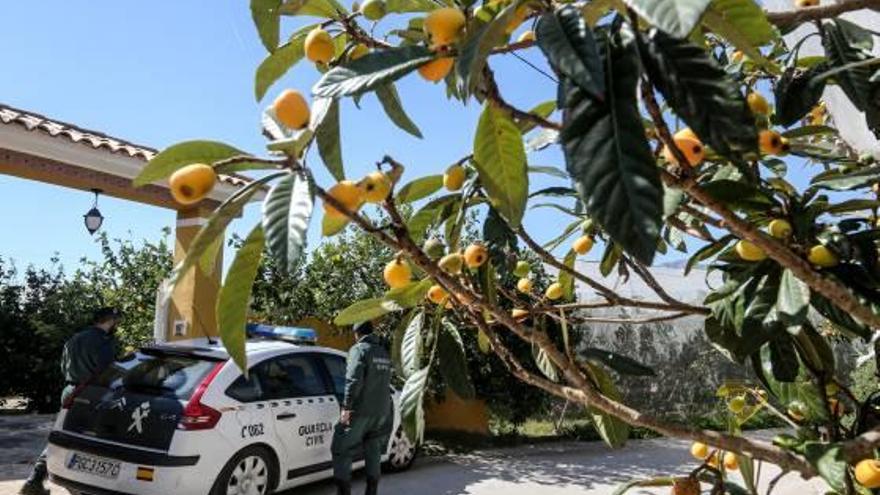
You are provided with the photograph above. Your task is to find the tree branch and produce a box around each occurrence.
[766,0,880,28]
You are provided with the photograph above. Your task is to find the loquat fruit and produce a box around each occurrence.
[169,164,217,205]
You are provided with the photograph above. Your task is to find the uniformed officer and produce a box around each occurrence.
[332,321,393,495]
[20,307,122,495]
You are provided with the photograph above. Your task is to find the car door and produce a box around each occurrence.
[268,353,339,482]
[224,361,275,448]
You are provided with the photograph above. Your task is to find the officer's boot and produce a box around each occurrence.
[365,476,379,495]
[334,478,351,495]
[19,463,50,495]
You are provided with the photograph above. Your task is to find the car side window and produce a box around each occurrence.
[226,361,270,402]
[276,354,331,398]
[320,355,347,399]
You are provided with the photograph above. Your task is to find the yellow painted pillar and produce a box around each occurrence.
[167,208,222,341]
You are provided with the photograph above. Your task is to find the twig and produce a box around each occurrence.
[482,66,563,131]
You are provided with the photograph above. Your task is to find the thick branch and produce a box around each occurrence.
[766,0,880,28]
[640,81,880,330]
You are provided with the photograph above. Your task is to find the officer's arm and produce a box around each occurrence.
[343,345,366,411]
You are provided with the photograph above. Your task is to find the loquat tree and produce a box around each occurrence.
[134,0,880,492]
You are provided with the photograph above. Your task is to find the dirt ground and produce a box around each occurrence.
[0,415,828,495]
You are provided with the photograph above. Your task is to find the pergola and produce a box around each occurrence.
[0,102,255,341]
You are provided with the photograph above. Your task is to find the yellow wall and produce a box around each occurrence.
[305,320,490,435]
[168,209,222,341]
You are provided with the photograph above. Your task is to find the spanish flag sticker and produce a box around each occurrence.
[136,467,154,482]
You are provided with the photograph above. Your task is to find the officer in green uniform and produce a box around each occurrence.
[20,307,121,495]
[332,321,393,495]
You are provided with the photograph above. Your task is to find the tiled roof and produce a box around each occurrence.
[0,103,250,187]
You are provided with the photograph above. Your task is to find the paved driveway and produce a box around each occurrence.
[0,415,827,495]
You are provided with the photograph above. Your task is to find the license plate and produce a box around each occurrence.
[67,452,121,479]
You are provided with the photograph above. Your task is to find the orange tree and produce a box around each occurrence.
[134,0,880,491]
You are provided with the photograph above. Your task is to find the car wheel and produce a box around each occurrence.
[210,446,278,495]
[383,427,417,472]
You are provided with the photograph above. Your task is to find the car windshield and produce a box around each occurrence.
[94,353,218,400]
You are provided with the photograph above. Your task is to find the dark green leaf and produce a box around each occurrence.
[392,310,416,378]
[385,279,433,308]
[313,45,434,98]
[375,84,423,138]
[623,0,712,38]
[777,268,810,323]
[559,249,576,299]
[775,65,828,127]
[536,5,604,99]
[640,29,757,158]
[400,366,429,443]
[438,321,475,399]
[255,25,315,101]
[261,171,314,274]
[582,348,655,376]
[600,242,621,276]
[473,102,528,228]
[217,224,265,372]
[333,297,402,325]
[529,186,577,198]
[700,179,774,211]
[686,235,734,275]
[810,165,880,191]
[583,361,630,447]
[279,0,346,17]
[314,98,345,181]
[134,140,246,186]
[701,0,779,71]
[823,19,875,111]
[768,335,799,382]
[251,0,282,52]
[407,194,459,243]
[455,1,523,95]
[396,175,443,203]
[802,443,848,492]
[561,28,662,264]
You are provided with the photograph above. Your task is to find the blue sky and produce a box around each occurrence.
[0,0,573,275]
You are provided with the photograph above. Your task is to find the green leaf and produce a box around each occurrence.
[455,1,523,95]
[811,293,871,340]
[254,25,314,101]
[385,279,433,308]
[267,129,314,158]
[217,224,265,372]
[473,103,528,228]
[701,0,779,72]
[333,297,403,325]
[519,101,557,134]
[559,249,576,299]
[396,175,443,203]
[392,309,416,378]
[313,45,435,98]
[407,194,459,243]
[775,65,828,127]
[171,172,287,287]
[810,165,880,191]
[560,28,662,265]
[623,0,712,39]
[685,235,734,275]
[700,179,774,211]
[251,0,282,52]
[536,6,604,99]
[758,346,827,421]
[279,0,346,17]
[582,348,655,376]
[823,19,875,111]
[533,345,560,382]
[583,361,630,447]
[802,443,848,492]
[322,214,350,237]
[134,140,245,187]
[261,171,314,274]
[375,84,423,138]
[314,98,345,182]
[438,321,475,399]
[600,242,621,276]
[768,335,799,382]
[528,165,568,179]
[386,0,437,13]
[401,309,424,378]
[640,29,757,158]
[400,366,429,443]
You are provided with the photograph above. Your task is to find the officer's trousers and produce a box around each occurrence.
[331,414,390,482]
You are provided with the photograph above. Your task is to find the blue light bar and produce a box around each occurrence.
[246,323,318,344]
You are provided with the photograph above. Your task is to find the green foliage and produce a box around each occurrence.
[261,171,314,275]
[623,0,711,39]
[472,103,528,228]
[133,140,246,186]
[375,84,423,138]
[313,46,435,97]
[314,97,346,182]
[218,225,266,372]
[536,6,604,100]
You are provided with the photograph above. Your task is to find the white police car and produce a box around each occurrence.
[46,326,417,495]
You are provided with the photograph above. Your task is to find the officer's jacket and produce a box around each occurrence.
[60,326,117,401]
[343,334,392,417]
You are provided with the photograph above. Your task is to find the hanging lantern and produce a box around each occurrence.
[83,188,104,235]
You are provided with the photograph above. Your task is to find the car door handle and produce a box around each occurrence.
[276,413,298,420]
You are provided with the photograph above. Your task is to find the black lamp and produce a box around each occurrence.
[83,188,104,235]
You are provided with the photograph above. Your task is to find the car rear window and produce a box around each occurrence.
[94,353,218,400]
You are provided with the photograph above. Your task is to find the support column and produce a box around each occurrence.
[167,207,223,341]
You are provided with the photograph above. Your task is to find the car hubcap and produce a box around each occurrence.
[227,455,269,495]
[388,429,415,467]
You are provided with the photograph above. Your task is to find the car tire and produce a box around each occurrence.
[209,445,279,495]
[382,426,417,473]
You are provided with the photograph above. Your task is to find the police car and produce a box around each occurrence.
[46,325,417,495]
